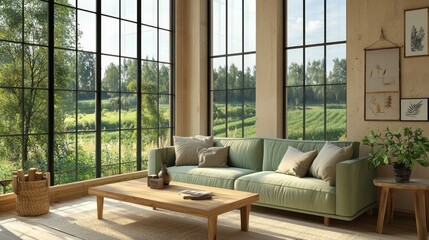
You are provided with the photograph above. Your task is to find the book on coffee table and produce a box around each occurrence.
[180,189,213,200]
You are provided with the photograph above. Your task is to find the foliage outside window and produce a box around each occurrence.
[0,0,174,191]
[209,0,256,138]
[285,0,346,140]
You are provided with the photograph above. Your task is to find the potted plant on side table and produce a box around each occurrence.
[362,127,429,183]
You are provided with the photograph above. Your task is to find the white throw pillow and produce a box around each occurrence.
[173,135,214,166]
[308,142,353,186]
[197,147,229,168]
[275,146,318,177]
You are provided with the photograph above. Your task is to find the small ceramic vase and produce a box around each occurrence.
[158,163,171,186]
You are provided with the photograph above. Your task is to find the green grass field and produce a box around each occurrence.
[65,101,346,140]
[213,104,346,140]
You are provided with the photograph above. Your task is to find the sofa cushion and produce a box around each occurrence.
[275,146,318,177]
[262,138,360,171]
[214,138,263,171]
[197,146,229,168]
[168,166,256,189]
[309,142,353,186]
[235,171,336,215]
[173,135,214,166]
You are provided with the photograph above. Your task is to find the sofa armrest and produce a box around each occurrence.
[336,156,377,217]
[148,147,176,175]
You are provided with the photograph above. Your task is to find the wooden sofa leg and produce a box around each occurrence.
[324,217,330,226]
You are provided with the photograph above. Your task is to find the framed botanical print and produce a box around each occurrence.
[401,98,429,121]
[364,47,401,121]
[404,8,429,57]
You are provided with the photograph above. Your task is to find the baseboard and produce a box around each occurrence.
[0,171,148,213]
[372,207,414,218]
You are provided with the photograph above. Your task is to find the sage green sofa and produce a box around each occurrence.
[148,138,377,223]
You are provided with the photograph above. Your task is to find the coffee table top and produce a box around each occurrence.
[88,178,259,218]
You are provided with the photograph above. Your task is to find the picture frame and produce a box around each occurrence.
[404,8,429,57]
[401,98,429,121]
[364,47,401,121]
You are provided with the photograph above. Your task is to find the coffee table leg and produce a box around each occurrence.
[240,205,251,231]
[208,215,217,240]
[97,196,104,219]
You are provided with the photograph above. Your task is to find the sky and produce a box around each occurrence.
[70,0,344,81]
[287,0,346,79]
[210,0,346,79]
[211,0,256,74]
[64,0,171,80]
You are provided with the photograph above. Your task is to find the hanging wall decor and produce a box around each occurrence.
[404,8,429,57]
[364,47,401,121]
[401,98,429,121]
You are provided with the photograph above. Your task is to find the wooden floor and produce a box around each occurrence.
[0,195,420,240]
[290,208,419,239]
[247,205,419,240]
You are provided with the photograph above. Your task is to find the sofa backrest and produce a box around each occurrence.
[214,138,263,171]
[262,138,360,171]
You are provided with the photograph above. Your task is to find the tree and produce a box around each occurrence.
[159,64,170,96]
[108,60,169,144]
[287,62,304,86]
[0,0,76,170]
[328,58,346,84]
[243,65,256,102]
[78,52,96,93]
[102,62,120,92]
[287,62,304,108]
[141,61,160,131]
[306,59,324,85]
[121,59,137,93]
[227,64,243,101]
[327,58,347,102]
[214,65,226,89]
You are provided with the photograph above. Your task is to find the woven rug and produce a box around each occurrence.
[0,196,410,240]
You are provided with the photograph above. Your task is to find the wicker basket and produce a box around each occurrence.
[15,179,49,216]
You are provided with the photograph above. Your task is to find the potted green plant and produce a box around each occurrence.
[362,127,429,183]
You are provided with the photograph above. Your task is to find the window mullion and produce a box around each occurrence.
[302,0,306,140]
[95,0,102,178]
[47,0,55,185]
[323,0,327,140]
[136,0,142,171]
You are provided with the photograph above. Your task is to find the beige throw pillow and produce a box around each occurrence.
[197,147,229,168]
[174,135,214,166]
[275,146,318,177]
[309,142,353,186]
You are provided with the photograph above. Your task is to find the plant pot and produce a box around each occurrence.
[393,162,411,183]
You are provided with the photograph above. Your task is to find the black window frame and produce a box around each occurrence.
[208,0,256,138]
[284,0,347,140]
[0,0,175,186]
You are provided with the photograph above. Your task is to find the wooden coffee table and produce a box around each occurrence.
[88,178,259,240]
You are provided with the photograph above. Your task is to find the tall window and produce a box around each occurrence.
[285,0,346,140]
[0,0,174,188]
[209,0,256,138]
